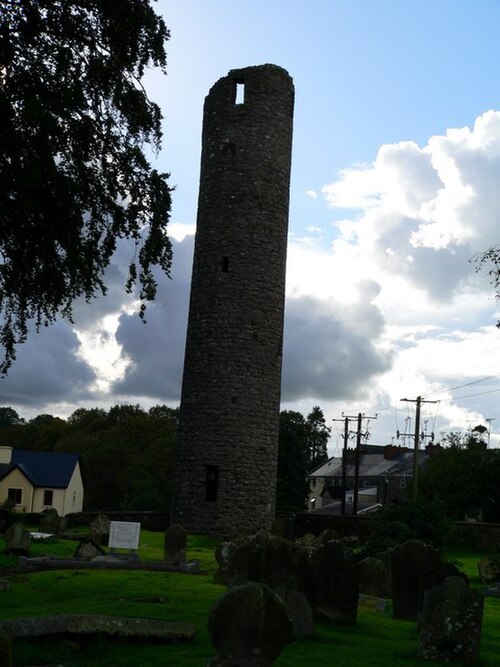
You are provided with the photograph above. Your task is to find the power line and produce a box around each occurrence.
[452,387,500,401]
[426,373,500,399]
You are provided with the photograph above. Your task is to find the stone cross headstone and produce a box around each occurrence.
[418,576,484,665]
[4,522,31,556]
[207,582,293,666]
[108,521,141,559]
[164,523,187,565]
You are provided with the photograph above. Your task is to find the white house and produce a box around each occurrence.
[0,446,84,516]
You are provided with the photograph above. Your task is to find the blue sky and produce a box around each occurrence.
[3,0,500,452]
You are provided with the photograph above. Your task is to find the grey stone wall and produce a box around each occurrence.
[170,64,294,538]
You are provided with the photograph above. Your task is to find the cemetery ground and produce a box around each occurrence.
[0,530,499,666]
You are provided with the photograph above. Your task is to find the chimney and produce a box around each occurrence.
[0,446,13,464]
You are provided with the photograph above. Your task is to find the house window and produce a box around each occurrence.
[43,490,53,506]
[7,488,22,505]
[222,256,229,272]
[205,465,219,502]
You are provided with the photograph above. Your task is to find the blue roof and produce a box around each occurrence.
[0,450,79,488]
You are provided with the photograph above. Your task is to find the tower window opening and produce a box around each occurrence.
[235,81,245,105]
[222,256,229,272]
[205,465,219,502]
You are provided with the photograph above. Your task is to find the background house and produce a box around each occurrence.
[0,446,83,515]
[308,444,427,514]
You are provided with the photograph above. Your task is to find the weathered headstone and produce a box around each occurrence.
[89,514,110,546]
[207,582,293,666]
[214,541,237,585]
[73,538,105,561]
[39,508,66,535]
[4,522,31,556]
[225,530,295,596]
[418,576,484,665]
[417,562,468,623]
[282,589,314,638]
[164,523,187,565]
[359,557,387,597]
[312,540,359,624]
[477,556,500,584]
[391,540,441,621]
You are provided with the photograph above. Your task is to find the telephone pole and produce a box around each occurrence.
[334,412,377,515]
[400,396,439,500]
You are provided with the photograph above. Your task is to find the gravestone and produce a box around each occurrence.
[282,589,314,638]
[164,523,187,565]
[207,582,293,666]
[109,521,140,559]
[418,576,484,664]
[312,540,359,624]
[418,561,467,624]
[39,508,66,534]
[214,541,238,585]
[391,540,441,621]
[477,556,500,584]
[225,530,295,596]
[4,522,30,556]
[90,514,110,546]
[359,557,387,597]
[74,538,105,561]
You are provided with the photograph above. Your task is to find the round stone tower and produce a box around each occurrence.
[170,64,294,538]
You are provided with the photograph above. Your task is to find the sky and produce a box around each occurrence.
[3,0,500,454]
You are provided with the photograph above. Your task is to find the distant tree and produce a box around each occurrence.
[420,435,500,521]
[366,498,450,554]
[474,246,500,326]
[0,407,24,428]
[0,0,172,372]
[276,410,310,512]
[304,405,331,470]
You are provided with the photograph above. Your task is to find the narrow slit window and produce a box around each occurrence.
[205,465,219,502]
[235,81,245,105]
[222,256,229,272]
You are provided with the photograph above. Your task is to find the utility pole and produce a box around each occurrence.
[336,412,377,515]
[400,396,439,500]
[332,415,351,515]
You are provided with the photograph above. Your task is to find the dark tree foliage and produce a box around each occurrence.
[305,405,331,470]
[420,435,500,522]
[0,0,172,372]
[0,406,24,427]
[365,498,450,554]
[473,246,500,326]
[0,404,178,510]
[276,410,310,512]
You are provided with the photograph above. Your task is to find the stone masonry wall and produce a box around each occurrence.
[170,65,294,538]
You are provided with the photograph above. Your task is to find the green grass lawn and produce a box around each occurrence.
[0,530,499,666]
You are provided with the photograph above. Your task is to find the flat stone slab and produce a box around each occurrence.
[17,556,199,574]
[0,614,196,641]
